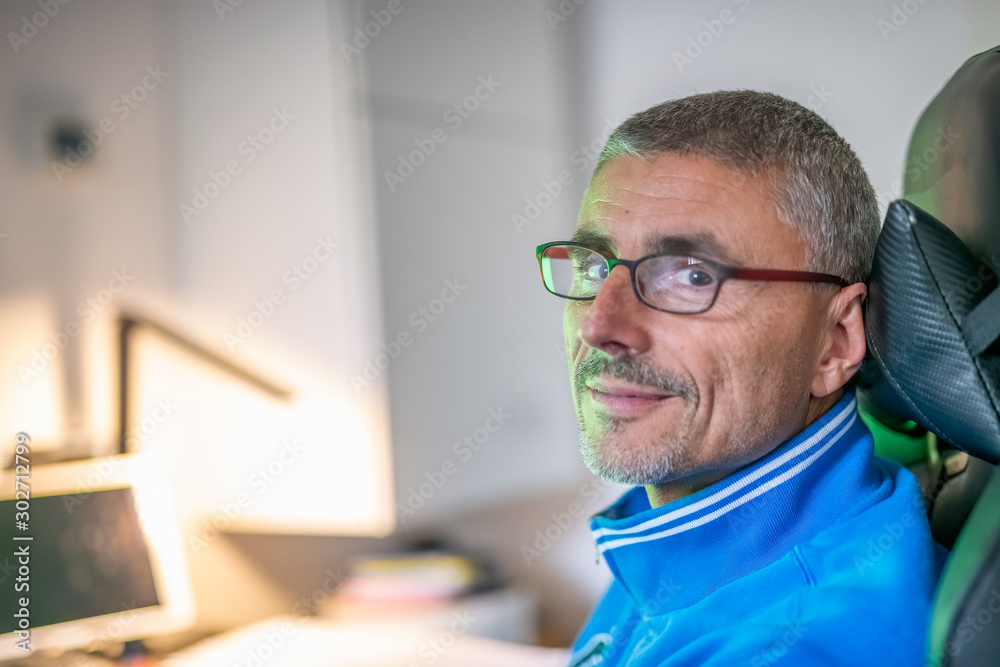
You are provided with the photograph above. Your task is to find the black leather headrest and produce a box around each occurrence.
[861,200,1000,463]
[904,45,1000,264]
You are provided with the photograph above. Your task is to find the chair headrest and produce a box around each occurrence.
[861,200,1000,463]
[904,45,1000,264]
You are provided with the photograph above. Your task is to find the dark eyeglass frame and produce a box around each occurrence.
[536,241,850,315]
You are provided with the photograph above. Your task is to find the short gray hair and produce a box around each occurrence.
[596,90,879,284]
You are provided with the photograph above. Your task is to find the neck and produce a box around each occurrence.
[644,388,846,509]
[644,474,721,508]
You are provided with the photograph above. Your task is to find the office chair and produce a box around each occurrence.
[858,45,1000,666]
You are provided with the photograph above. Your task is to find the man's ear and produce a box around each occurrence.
[811,283,868,398]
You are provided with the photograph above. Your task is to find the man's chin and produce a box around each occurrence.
[579,434,680,487]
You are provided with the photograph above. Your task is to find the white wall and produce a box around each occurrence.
[576,0,1000,215]
[1,0,396,635]
[169,0,382,382]
[157,0,395,534]
[359,0,608,531]
[0,0,173,451]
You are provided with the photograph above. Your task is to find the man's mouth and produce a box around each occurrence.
[585,378,675,416]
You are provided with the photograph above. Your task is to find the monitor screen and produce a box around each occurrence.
[0,454,194,659]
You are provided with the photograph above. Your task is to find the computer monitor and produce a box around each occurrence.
[0,454,195,660]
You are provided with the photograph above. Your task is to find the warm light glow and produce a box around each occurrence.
[127,317,395,537]
[128,454,197,625]
[0,296,66,454]
[228,387,396,535]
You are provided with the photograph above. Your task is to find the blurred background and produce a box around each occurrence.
[1,0,998,656]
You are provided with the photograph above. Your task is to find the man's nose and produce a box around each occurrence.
[579,264,652,357]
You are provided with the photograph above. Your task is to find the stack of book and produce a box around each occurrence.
[324,551,489,618]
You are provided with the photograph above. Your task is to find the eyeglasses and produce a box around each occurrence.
[536,242,849,314]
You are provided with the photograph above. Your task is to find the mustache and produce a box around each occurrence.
[575,354,696,401]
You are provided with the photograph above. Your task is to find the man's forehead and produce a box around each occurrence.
[584,153,750,204]
[574,154,800,266]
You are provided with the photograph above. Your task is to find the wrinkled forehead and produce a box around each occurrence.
[575,154,804,268]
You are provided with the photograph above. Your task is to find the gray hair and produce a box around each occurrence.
[596,90,879,284]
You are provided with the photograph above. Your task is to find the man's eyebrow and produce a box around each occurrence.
[570,229,615,254]
[568,230,738,264]
[647,234,736,264]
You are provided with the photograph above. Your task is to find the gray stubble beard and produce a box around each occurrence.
[573,354,697,485]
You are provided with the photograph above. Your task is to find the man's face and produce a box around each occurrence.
[565,153,836,495]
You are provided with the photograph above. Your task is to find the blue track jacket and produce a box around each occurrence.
[569,392,945,666]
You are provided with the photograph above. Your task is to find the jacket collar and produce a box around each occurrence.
[590,392,881,616]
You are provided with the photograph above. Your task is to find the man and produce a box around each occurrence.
[536,91,944,665]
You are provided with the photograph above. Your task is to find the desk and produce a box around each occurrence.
[159,617,567,667]
[160,589,567,667]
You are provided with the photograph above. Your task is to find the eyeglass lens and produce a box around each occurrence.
[540,244,720,313]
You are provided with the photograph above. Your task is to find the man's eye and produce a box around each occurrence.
[676,267,716,288]
[578,259,608,281]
